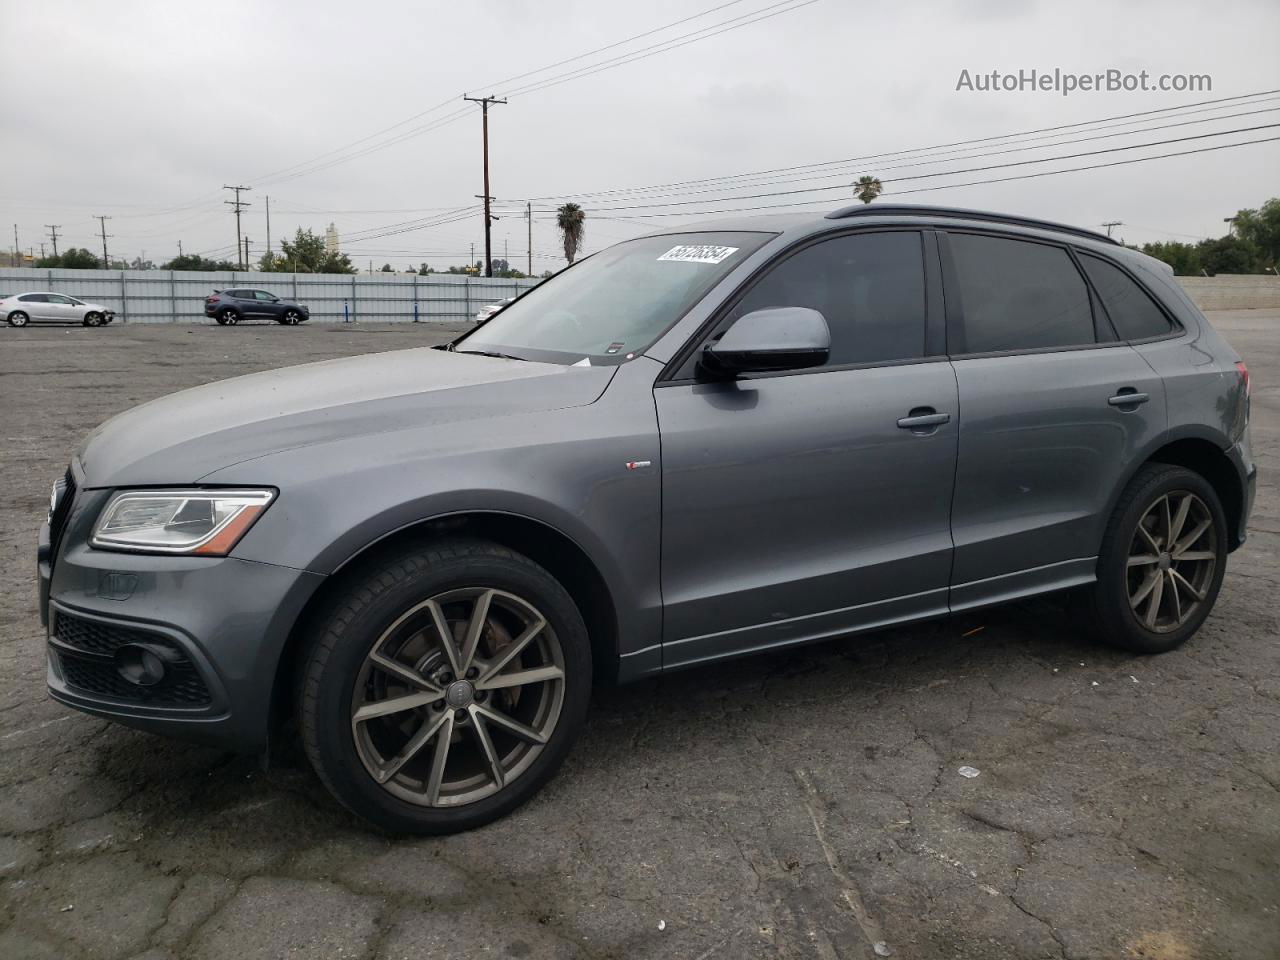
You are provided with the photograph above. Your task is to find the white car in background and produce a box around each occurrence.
[2,292,115,327]
[473,296,515,323]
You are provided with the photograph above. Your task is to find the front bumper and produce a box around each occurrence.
[40,487,325,753]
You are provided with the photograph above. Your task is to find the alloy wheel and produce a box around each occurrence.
[1126,491,1218,633]
[350,587,566,807]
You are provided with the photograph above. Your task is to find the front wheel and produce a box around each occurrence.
[83,311,103,327]
[1080,464,1228,654]
[282,309,303,325]
[7,311,29,327]
[299,539,591,834]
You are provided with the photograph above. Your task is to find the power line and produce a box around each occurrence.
[526,88,1280,201]
[567,122,1280,213]
[247,0,818,188]
[584,135,1280,219]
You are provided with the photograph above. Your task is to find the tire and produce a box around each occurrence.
[299,538,592,834]
[218,308,239,326]
[83,312,102,327]
[1079,463,1228,654]
[282,309,303,325]
[7,311,28,327]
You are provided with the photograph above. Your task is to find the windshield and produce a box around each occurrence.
[456,231,771,364]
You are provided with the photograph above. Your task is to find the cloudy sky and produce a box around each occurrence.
[4,0,1278,270]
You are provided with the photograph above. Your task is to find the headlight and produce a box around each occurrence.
[91,489,275,555]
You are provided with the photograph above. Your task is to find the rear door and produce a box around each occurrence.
[18,294,53,321]
[656,230,959,667]
[941,231,1166,609]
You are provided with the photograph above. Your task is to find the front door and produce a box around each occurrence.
[655,230,958,668]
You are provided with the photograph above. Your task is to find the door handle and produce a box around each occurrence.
[1108,390,1150,407]
[897,409,951,430]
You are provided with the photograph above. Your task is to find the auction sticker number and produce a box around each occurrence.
[657,244,739,264]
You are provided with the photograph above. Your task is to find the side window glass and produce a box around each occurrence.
[20,294,46,302]
[948,233,1095,353]
[727,231,927,366]
[1080,254,1173,341]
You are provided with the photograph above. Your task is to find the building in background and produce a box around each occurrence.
[324,222,340,255]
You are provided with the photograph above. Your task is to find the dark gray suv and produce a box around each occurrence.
[39,205,1255,833]
[204,288,310,325]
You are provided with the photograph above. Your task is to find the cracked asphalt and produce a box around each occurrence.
[1,313,1277,960]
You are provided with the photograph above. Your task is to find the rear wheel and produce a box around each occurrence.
[7,311,28,327]
[1080,464,1227,653]
[299,539,591,834]
[218,308,239,326]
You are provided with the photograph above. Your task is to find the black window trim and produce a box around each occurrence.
[939,228,1121,361]
[659,225,944,385]
[1072,247,1185,346]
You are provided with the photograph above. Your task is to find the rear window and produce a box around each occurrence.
[1080,254,1173,341]
[948,233,1095,354]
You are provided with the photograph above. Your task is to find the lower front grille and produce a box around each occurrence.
[52,612,212,707]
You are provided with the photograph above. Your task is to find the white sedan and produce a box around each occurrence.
[2,291,115,327]
[473,297,515,324]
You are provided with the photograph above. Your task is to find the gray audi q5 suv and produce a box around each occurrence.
[38,205,1255,833]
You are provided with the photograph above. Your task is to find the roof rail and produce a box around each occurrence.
[824,203,1119,245]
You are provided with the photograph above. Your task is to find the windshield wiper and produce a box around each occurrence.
[454,348,529,362]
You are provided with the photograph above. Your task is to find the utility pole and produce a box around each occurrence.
[462,95,506,277]
[12,224,18,265]
[525,202,532,276]
[503,237,508,271]
[265,195,272,254]
[243,236,251,270]
[470,243,475,273]
[178,240,184,258]
[44,224,61,258]
[223,185,252,269]
[94,215,112,268]
[40,242,46,259]
[1102,221,1123,238]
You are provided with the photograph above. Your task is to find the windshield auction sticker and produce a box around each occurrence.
[657,244,739,264]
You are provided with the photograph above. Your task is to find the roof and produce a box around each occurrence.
[639,204,1119,247]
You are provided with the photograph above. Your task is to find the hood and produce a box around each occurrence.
[78,347,614,487]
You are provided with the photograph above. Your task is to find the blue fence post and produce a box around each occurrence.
[343,301,350,323]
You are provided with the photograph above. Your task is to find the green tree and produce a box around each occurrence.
[556,202,586,264]
[1233,198,1280,268]
[381,263,394,272]
[854,175,883,204]
[161,253,237,271]
[275,228,356,274]
[418,263,433,275]
[36,247,101,269]
[1195,235,1261,275]
[1139,241,1201,276]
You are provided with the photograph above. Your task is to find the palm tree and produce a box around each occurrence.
[854,176,883,204]
[557,203,586,264]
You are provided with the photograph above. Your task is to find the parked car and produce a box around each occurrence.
[205,288,309,325]
[474,296,515,323]
[3,292,114,327]
[39,205,1254,834]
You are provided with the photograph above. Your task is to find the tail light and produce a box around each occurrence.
[205,295,220,304]
[1236,361,1250,398]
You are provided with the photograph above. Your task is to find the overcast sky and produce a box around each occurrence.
[4,0,1278,270]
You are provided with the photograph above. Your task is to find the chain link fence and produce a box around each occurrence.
[0,268,543,323]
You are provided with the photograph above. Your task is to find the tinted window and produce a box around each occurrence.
[19,294,47,302]
[728,231,927,366]
[948,234,1095,353]
[1080,254,1172,340]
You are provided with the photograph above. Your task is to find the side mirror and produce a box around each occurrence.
[701,307,830,376]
